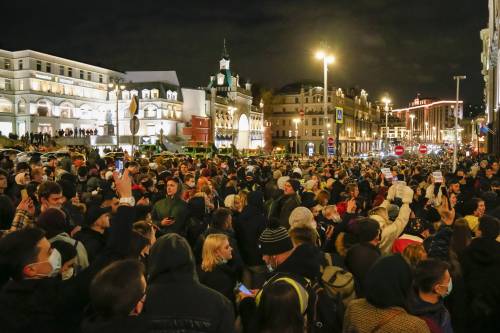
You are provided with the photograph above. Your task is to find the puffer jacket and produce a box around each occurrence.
[144,233,235,333]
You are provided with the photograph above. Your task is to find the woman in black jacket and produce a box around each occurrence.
[233,190,267,289]
[198,234,238,307]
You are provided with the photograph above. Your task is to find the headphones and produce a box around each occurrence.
[256,277,309,315]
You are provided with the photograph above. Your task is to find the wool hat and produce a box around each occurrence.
[304,179,317,191]
[277,176,290,190]
[85,205,111,226]
[287,179,301,193]
[258,226,293,255]
[355,218,381,243]
[293,167,302,176]
[289,207,315,229]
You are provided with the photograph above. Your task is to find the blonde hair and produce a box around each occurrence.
[238,190,248,210]
[401,243,427,269]
[201,234,229,272]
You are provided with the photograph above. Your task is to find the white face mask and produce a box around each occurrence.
[30,248,62,278]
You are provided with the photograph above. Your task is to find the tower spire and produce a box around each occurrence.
[222,38,229,59]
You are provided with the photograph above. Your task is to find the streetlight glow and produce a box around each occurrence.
[315,50,325,59]
[326,55,335,64]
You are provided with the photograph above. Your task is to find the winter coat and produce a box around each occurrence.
[233,191,266,267]
[409,296,453,333]
[270,193,301,229]
[460,237,500,332]
[343,299,430,333]
[74,227,107,263]
[198,263,238,306]
[276,243,322,280]
[0,205,136,333]
[144,233,235,333]
[151,194,189,236]
[345,242,381,298]
[81,315,147,333]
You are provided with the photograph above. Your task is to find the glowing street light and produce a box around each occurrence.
[293,118,300,155]
[108,78,126,147]
[315,46,335,157]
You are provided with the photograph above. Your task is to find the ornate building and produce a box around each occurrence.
[267,82,380,155]
[480,0,500,153]
[0,49,184,151]
[206,45,264,150]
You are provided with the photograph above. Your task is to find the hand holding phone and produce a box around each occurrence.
[237,283,252,296]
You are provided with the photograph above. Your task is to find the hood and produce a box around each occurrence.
[277,243,322,280]
[188,196,206,220]
[466,238,500,266]
[365,254,412,309]
[147,233,197,283]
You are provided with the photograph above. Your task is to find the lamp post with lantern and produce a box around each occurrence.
[315,45,335,158]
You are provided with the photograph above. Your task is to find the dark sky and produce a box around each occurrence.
[2,0,488,107]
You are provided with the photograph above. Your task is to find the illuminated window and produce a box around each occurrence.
[142,89,150,99]
[151,89,159,99]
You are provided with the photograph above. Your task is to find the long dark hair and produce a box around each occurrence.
[256,281,305,333]
[451,219,472,257]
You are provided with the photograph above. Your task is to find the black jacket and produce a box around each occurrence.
[144,233,235,333]
[82,315,148,333]
[345,242,381,298]
[233,191,266,267]
[0,205,135,333]
[74,227,107,263]
[276,243,322,280]
[460,237,500,332]
[198,263,238,306]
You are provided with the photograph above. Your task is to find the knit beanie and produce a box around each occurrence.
[277,176,290,190]
[304,180,317,191]
[287,179,301,193]
[258,227,293,255]
[289,207,315,229]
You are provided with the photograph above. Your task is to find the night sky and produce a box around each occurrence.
[2,0,488,108]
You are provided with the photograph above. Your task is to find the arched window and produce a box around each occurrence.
[151,89,159,99]
[144,105,157,118]
[79,104,94,120]
[17,99,26,114]
[171,91,177,100]
[142,89,150,99]
[37,100,51,116]
[121,90,130,100]
[60,102,73,118]
[166,90,172,100]
[130,90,138,98]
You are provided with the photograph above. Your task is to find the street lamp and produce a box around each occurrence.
[382,96,391,149]
[425,122,429,142]
[409,114,415,150]
[293,118,300,155]
[315,47,335,158]
[452,75,466,173]
[108,79,126,148]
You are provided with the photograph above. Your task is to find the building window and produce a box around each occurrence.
[99,74,103,83]
[306,97,309,103]
[87,72,91,81]
[46,63,51,73]
[288,119,291,126]
[144,105,157,118]
[282,107,286,112]
[328,97,331,102]
[17,60,23,70]
[319,129,323,137]
[68,68,73,77]
[151,89,159,98]
[36,60,42,71]
[312,118,317,125]
[80,70,84,79]
[4,59,11,70]
[295,97,299,103]
[312,129,317,136]
[276,130,279,137]
[142,89,151,99]
[305,130,308,136]
[282,130,285,137]
[59,65,64,75]
[5,79,11,90]
[319,118,323,125]
[305,119,308,125]
[282,119,286,125]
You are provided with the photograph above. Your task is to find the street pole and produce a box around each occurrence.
[453,75,466,173]
[323,57,328,159]
[116,89,119,148]
[295,120,298,155]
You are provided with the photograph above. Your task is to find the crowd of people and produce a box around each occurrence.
[0,148,498,333]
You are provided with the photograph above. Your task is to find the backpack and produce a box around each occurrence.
[320,265,356,306]
[262,272,344,333]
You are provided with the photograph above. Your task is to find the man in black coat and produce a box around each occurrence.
[74,206,111,263]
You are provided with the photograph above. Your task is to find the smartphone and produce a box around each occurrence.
[21,189,29,200]
[115,159,123,172]
[237,283,252,295]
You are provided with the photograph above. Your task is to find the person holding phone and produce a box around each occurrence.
[151,178,189,237]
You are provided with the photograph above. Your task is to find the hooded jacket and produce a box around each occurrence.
[144,234,235,333]
[151,188,189,236]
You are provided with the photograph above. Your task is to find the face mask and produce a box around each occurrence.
[61,267,74,280]
[31,249,62,278]
[443,278,453,297]
[42,175,48,182]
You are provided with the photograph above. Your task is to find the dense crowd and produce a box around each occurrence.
[0,149,498,333]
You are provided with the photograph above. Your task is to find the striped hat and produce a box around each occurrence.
[258,226,293,255]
